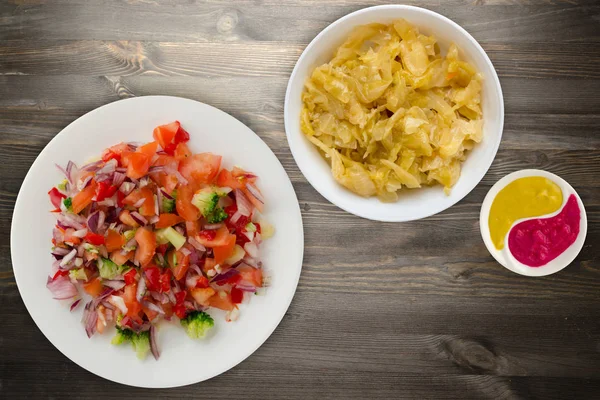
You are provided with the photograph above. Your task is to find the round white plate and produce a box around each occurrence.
[480,169,587,277]
[10,96,304,387]
[284,5,504,221]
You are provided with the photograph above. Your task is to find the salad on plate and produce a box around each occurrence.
[46,121,273,360]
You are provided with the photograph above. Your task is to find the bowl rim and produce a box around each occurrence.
[479,169,588,277]
[284,4,505,222]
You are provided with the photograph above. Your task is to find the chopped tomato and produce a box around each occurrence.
[174,142,192,161]
[202,257,217,274]
[134,227,156,267]
[178,153,221,185]
[83,278,104,297]
[144,266,171,293]
[156,243,169,255]
[72,180,97,214]
[216,169,244,190]
[174,125,190,144]
[167,249,190,280]
[237,264,263,287]
[155,213,184,229]
[102,143,130,164]
[185,220,200,237]
[197,230,216,242]
[95,181,118,202]
[195,276,209,288]
[85,232,105,246]
[142,303,160,322]
[176,183,199,221]
[48,187,66,209]
[117,191,126,207]
[195,226,231,247]
[119,209,139,227]
[52,270,69,281]
[190,287,216,306]
[105,229,125,252]
[173,291,187,319]
[123,187,155,217]
[213,234,236,264]
[208,291,235,311]
[138,141,159,159]
[123,283,143,323]
[153,121,180,150]
[123,152,151,180]
[123,269,137,285]
[231,287,243,304]
[110,250,133,266]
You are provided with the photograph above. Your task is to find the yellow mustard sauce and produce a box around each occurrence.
[489,177,563,250]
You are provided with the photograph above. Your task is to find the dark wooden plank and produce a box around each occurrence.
[1,1,599,43]
[2,40,600,80]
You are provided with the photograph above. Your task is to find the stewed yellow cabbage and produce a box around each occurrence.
[300,19,483,201]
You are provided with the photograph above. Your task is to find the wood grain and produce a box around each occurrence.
[1,0,599,398]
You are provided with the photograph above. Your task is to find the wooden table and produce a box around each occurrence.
[1,1,599,398]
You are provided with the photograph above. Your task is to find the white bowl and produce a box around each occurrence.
[284,5,504,221]
[480,169,587,277]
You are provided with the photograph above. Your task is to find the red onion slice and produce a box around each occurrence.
[153,194,159,216]
[77,175,93,191]
[96,159,117,175]
[188,237,206,251]
[211,268,239,283]
[243,231,255,242]
[203,223,223,230]
[59,249,77,267]
[103,280,126,291]
[130,211,147,226]
[119,181,135,195]
[180,247,191,257]
[174,171,188,185]
[87,212,100,233]
[52,247,70,256]
[189,264,203,276]
[148,215,159,224]
[112,171,126,187]
[136,276,146,302]
[150,325,160,360]
[47,275,78,300]
[81,159,103,171]
[185,274,199,288]
[246,183,264,204]
[72,228,88,238]
[56,163,70,182]
[236,284,257,292]
[234,189,252,216]
[156,188,163,213]
[109,295,128,314]
[230,211,242,224]
[148,166,166,174]
[160,188,173,200]
[143,301,165,315]
[70,298,82,311]
[133,198,146,208]
[244,242,259,259]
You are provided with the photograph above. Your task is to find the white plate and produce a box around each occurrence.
[284,5,504,221]
[480,169,587,277]
[10,96,304,387]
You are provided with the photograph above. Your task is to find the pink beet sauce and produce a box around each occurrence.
[508,194,580,267]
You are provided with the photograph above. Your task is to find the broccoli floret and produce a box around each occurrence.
[192,188,228,223]
[162,197,175,213]
[192,190,219,217]
[180,311,214,339]
[111,325,151,360]
[207,208,228,223]
[62,197,73,211]
[98,257,127,279]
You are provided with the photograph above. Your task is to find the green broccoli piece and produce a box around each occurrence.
[98,257,127,279]
[207,208,228,223]
[111,325,151,360]
[191,188,228,223]
[63,197,73,211]
[162,197,175,213]
[180,311,214,339]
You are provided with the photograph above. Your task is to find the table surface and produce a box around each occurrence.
[1,0,599,398]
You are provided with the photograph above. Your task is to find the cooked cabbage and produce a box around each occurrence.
[300,19,483,201]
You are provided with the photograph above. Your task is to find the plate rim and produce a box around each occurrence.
[10,95,304,388]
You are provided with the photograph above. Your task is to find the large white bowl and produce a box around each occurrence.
[284,5,504,221]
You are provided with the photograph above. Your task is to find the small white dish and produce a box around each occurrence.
[480,169,587,277]
[284,5,504,222]
[10,96,304,387]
